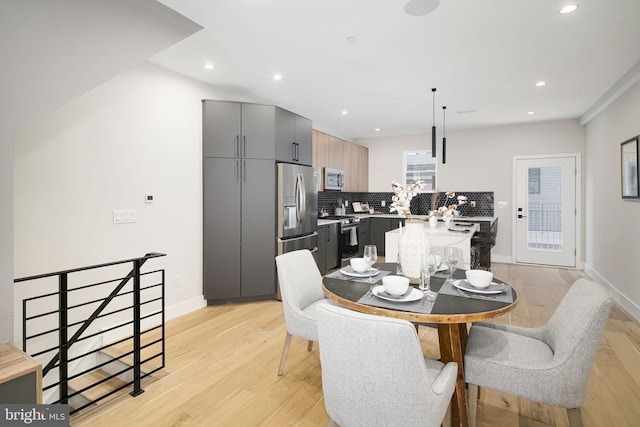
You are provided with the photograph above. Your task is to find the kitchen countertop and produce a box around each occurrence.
[318,214,496,226]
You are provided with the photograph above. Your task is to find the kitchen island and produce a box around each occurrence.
[384,222,479,269]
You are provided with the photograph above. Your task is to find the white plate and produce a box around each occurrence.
[453,280,506,294]
[340,267,380,277]
[372,285,424,302]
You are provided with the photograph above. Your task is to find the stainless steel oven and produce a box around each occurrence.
[337,217,360,264]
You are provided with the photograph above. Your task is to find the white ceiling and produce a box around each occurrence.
[149,0,640,141]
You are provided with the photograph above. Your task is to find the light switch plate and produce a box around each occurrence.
[498,201,508,209]
[113,209,137,224]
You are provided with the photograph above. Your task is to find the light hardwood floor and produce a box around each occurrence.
[71,263,640,426]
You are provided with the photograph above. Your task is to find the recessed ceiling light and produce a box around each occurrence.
[559,4,578,14]
[273,74,282,81]
[204,63,214,70]
[535,81,547,87]
[527,111,535,115]
[375,128,381,132]
[346,37,359,44]
[341,110,349,115]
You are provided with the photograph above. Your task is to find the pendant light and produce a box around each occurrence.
[431,88,437,157]
[442,105,447,164]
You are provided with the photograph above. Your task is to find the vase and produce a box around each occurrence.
[398,220,430,280]
[428,216,438,228]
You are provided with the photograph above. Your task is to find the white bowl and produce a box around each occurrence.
[382,275,410,296]
[465,270,494,288]
[350,258,369,273]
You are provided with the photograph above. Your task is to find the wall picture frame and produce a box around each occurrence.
[621,136,639,199]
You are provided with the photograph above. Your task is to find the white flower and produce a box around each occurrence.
[390,180,423,219]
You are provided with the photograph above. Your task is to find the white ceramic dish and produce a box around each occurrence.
[340,267,380,277]
[349,257,369,273]
[465,269,494,288]
[382,275,410,296]
[453,280,506,294]
[372,285,423,302]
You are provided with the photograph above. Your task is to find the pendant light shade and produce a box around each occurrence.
[442,106,447,164]
[431,88,437,157]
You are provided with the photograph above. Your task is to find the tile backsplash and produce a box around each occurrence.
[319,191,494,217]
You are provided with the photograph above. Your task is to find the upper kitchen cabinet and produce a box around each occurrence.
[312,130,329,190]
[202,100,276,160]
[274,107,312,165]
[312,130,368,192]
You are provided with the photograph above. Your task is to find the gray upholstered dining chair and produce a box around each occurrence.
[275,249,332,376]
[464,278,613,427]
[316,303,458,427]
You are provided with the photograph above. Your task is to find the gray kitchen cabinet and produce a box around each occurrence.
[370,217,404,256]
[274,107,312,165]
[203,157,276,301]
[203,100,275,160]
[358,217,370,254]
[316,223,339,274]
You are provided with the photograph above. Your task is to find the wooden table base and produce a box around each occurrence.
[438,323,470,427]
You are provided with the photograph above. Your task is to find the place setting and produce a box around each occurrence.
[439,269,514,303]
[357,275,436,314]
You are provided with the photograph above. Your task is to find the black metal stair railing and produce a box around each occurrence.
[14,252,167,414]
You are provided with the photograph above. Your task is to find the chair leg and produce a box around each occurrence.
[307,340,314,351]
[567,407,584,427]
[441,401,451,427]
[467,384,479,427]
[278,333,292,376]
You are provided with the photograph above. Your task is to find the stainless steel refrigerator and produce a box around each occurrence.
[276,163,318,295]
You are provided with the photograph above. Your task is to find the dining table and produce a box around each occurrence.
[322,262,518,427]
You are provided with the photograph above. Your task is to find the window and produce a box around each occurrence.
[404,151,436,191]
[528,168,541,194]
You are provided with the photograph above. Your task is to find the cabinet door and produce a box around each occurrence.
[204,158,241,299]
[359,144,369,192]
[203,101,241,158]
[295,115,313,165]
[358,218,370,253]
[241,104,275,159]
[316,225,328,274]
[328,135,345,171]
[241,159,276,297]
[344,141,360,192]
[274,107,297,163]
[313,130,329,190]
[326,223,340,271]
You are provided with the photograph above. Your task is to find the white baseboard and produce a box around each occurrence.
[584,263,640,322]
[492,254,513,264]
[165,295,207,322]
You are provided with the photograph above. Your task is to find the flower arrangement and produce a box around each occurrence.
[427,191,468,219]
[389,180,423,219]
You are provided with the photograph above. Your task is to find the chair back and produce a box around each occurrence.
[543,278,613,404]
[316,303,453,427]
[275,250,325,338]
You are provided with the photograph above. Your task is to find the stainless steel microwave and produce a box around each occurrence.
[324,168,344,191]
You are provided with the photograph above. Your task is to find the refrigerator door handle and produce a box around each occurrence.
[296,172,306,228]
[278,231,318,243]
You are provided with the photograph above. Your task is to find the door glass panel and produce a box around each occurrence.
[527,166,562,251]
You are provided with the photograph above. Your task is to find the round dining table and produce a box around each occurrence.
[322,263,518,427]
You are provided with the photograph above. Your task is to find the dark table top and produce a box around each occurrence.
[322,262,518,324]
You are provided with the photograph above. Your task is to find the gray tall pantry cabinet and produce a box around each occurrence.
[202,100,313,302]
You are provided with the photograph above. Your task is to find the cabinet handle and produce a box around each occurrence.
[243,135,247,157]
[243,160,247,182]
[235,135,239,157]
[292,142,296,161]
[296,142,300,161]
[235,160,240,182]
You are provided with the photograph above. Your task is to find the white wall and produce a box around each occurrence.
[357,120,585,261]
[13,62,248,340]
[0,130,13,342]
[584,79,640,319]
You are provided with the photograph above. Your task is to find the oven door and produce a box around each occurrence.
[340,224,360,263]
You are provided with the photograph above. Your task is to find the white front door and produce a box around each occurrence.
[515,155,577,267]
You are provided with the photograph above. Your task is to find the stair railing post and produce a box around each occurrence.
[130,258,144,396]
[59,272,69,404]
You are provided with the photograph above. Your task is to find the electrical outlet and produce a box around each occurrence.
[381,200,386,207]
[498,201,508,209]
